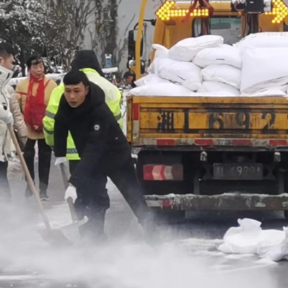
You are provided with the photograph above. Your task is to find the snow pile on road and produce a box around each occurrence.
[129,32,288,97]
[0,202,278,288]
[219,218,288,262]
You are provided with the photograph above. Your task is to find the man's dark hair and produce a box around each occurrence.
[26,55,43,69]
[63,70,90,87]
[71,50,105,77]
[0,42,14,58]
[124,71,135,79]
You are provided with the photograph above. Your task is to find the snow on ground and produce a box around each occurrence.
[1,160,287,287]
[0,197,281,288]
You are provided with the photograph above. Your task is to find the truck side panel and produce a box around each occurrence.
[128,96,288,146]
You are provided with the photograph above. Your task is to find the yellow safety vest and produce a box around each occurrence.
[43,68,123,160]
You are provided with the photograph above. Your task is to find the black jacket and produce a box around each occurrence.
[54,82,130,188]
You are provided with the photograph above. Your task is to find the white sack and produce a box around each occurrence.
[199,81,240,96]
[193,44,242,68]
[258,228,288,262]
[241,86,287,97]
[241,48,288,94]
[157,58,202,91]
[235,32,288,52]
[153,44,169,59]
[219,218,288,262]
[135,74,170,87]
[128,83,195,97]
[148,44,169,74]
[168,35,223,62]
[201,65,241,88]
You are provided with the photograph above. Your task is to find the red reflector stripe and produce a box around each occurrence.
[195,139,213,146]
[143,165,154,181]
[133,103,140,121]
[162,200,172,208]
[143,164,183,181]
[232,139,252,146]
[157,139,176,146]
[160,165,166,180]
[269,140,288,147]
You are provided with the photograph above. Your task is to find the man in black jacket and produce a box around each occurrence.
[54,71,154,240]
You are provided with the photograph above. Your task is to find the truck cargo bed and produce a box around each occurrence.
[127,96,288,149]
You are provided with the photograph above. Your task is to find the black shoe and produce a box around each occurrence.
[79,208,107,243]
[40,191,49,201]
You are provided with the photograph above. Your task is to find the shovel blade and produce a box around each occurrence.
[39,229,73,246]
[61,218,87,243]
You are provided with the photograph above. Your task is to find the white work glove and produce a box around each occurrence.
[0,107,13,124]
[55,157,68,166]
[65,185,77,203]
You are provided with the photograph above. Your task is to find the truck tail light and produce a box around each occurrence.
[143,164,183,181]
[269,140,288,147]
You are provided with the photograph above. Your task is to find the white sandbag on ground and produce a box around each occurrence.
[241,48,288,94]
[258,228,288,262]
[235,32,288,52]
[148,44,169,74]
[198,81,240,96]
[168,35,223,62]
[135,74,171,87]
[219,218,288,262]
[128,83,195,96]
[201,65,241,88]
[157,58,202,91]
[193,44,242,68]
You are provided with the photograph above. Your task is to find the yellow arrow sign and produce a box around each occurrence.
[156,1,209,22]
[265,0,288,24]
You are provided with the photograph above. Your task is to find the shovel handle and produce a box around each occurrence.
[67,197,78,222]
[60,163,69,190]
[8,124,51,230]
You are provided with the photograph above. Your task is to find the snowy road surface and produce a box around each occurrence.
[0,160,288,288]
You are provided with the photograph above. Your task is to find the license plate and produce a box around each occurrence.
[213,163,263,180]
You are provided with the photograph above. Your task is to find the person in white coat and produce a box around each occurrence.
[0,43,27,200]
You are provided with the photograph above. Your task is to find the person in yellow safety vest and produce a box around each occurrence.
[43,50,123,172]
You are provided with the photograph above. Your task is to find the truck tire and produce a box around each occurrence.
[153,209,186,225]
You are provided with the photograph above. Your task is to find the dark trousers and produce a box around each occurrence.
[72,158,151,224]
[0,161,11,200]
[24,138,52,192]
[108,159,151,223]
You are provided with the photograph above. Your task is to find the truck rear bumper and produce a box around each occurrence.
[145,193,288,211]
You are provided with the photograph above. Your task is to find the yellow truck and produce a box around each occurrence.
[127,0,288,220]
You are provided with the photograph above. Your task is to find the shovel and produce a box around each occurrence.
[59,163,78,222]
[8,124,71,246]
[59,163,86,241]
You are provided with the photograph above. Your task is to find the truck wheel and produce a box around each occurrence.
[153,209,186,225]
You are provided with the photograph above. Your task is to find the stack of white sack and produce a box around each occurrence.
[193,44,242,96]
[241,47,288,96]
[130,36,229,96]
[219,218,288,262]
[235,33,288,96]
[132,44,196,97]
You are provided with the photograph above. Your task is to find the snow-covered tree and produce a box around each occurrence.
[88,0,118,67]
[0,0,59,75]
[48,0,96,69]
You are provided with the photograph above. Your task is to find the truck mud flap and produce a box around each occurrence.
[145,194,288,211]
